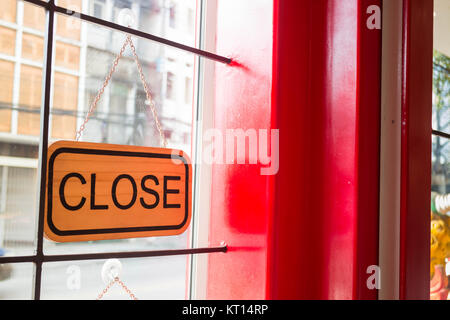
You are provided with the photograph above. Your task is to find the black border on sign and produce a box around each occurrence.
[47,147,190,236]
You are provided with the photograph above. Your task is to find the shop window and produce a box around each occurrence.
[166,72,175,100]
[0,0,211,300]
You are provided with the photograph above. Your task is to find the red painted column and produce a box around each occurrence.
[267,0,381,299]
[206,0,385,299]
[399,0,433,300]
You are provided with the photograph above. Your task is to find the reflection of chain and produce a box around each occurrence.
[75,35,167,148]
[96,277,138,300]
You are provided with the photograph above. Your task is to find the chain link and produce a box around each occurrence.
[96,277,138,300]
[75,35,167,148]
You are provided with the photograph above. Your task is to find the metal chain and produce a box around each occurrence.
[75,35,167,148]
[127,36,168,148]
[96,277,138,300]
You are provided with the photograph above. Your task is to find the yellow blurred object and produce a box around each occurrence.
[430,212,450,278]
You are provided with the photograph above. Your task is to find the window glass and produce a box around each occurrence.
[18,65,42,136]
[0,0,199,300]
[430,0,450,299]
[51,72,79,139]
[433,0,450,134]
[92,0,106,19]
[55,41,80,70]
[56,0,197,47]
[432,135,450,194]
[40,256,187,299]
[432,51,450,134]
[46,16,195,258]
[0,2,43,259]
[56,0,82,41]
[0,61,15,133]
[0,263,34,300]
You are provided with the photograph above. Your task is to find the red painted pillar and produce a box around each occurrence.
[399,0,433,300]
[267,0,382,299]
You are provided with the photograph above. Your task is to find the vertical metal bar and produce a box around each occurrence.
[32,0,55,300]
[189,0,205,300]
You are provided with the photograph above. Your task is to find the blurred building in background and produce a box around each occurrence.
[0,0,195,251]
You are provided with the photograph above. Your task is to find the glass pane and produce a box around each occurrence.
[432,135,450,194]
[45,16,196,255]
[55,0,197,47]
[430,135,450,298]
[0,2,45,257]
[0,263,34,300]
[431,0,450,300]
[41,256,188,299]
[433,1,450,134]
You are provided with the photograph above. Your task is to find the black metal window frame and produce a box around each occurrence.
[0,0,229,300]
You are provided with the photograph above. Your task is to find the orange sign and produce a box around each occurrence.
[44,141,192,242]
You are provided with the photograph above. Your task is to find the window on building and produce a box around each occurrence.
[0,60,14,133]
[187,8,194,34]
[91,0,106,19]
[0,27,16,56]
[166,72,175,100]
[185,77,192,105]
[0,0,17,23]
[169,3,177,29]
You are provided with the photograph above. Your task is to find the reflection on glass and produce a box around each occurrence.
[56,0,197,47]
[44,9,196,257]
[431,0,450,300]
[0,2,44,258]
[433,51,450,134]
[432,135,450,194]
[0,263,34,300]
[41,256,187,300]
[0,0,197,299]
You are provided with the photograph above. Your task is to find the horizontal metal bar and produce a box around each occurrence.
[21,0,231,64]
[432,130,450,139]
[0,255,35,264]
[0,245,227,264]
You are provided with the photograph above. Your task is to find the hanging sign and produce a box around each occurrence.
[44,140,192,242]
